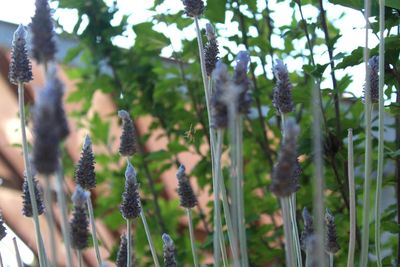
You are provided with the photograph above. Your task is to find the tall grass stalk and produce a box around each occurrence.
[127,219,132,267]
[329,253,334,267]
[312,81,325,267]
[347,129,356,267]
[77,250,83,267]
[374,1,385,265]
[186,208,200,267]
[13,237,23,267]
[281,197,296,266]
[360,0,372,265]
[140,211,161,267]
[44,176,58,267]
[86,195,102,265]
[17,82,47,267]
[55,164,73,267]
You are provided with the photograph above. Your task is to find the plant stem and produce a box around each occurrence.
[187,208,199,267]
[87,195,102,265]
[13,237,23,267]
[281,197,295,267]
[140,212,161,267]
[219,230,228,267]
[77,250,83,267]
[0,251,3,267]
[17,82,47,267]
[329,253,334,267]
[55,163,73,267]
[347,129,356,267]
[194,17,210,98]
[374,1,385,266]
[312,81,325,267]
[213,124,223,267]
[127,219,132,267]
[44,176,58,267]
[360,0,372,264]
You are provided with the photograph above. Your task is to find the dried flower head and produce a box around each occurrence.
[271,118,300,197]
[325,209,340,254]
[300,207,314,251]
[75,135,96,190]
[211,61,230,128]
[118,110,137,156]
[234,51,252,114]
[120,161,141,219]
[273,59,293,113]
[176,165,198,209]
[365,56,379,103]
[116,233,136,267]
[22,172,45,217]
[31,0,57,63]
[70,186,89,250]
[0,212,7,241]
[182,0,204,17]
[204,23,219,76]
[162,233,177,267]
[32,82,61,175]
[9,25,33,85]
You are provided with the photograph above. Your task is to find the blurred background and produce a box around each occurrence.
[0,0,399,266]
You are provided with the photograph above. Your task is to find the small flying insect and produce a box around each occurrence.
[184,124,196,143]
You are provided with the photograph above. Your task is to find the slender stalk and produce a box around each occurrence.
[347,129,356,267]
[0,251,3,267]
[374,1,385,265]
[187,208,199,267]
[213,125,223,267]
[219,230,229,267]
[360,0,372,264]
[13,237,23,267]
[312,81,325,267]
[281,197,295,267]
[44,176,58,267]
[127,219,132,267]
[329,253,334,267]
[17,82,47,267]
[140,212,161,267]
[194,17,210,96]
[77,250,83,267]
[87,195,102,265]
[55,164,73,267]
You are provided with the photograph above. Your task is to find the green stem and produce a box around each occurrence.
[17,82,47,267]
[281,197,296,267]
[55,164,73,267]
[44,176,58,267]
[0,251,3,267]
[289,194,302,267]
[77,250,83,267]
[347,129,356,267]
[127,219,132,267]
[360,1,372,264]
[219,230,229,267]
[187,209,199,267]
[140,212,161,267]
[87,195,102,265]
[213,127,223,266]
[374,1,385,266]
[329,253,334,267]
[13,237,23,267]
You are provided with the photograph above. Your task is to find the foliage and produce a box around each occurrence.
[55,0,400,266]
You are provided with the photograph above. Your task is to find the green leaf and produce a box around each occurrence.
[64,45,82,64]
[205,0,227,23]
[335,47,364,69]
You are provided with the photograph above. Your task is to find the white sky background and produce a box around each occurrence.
[0,0,386,264]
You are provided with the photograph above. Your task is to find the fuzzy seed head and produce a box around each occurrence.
[182,0,204,17]
[204,23,219,76]
[31,0,57,63]
[22,173,45,217]
[116,234,136,267]
[365,56,379,103]
[162,233,177,267]
[9,25,33,85]
[118,110,137,156]
[273,59,294,113]
[176,164,198,209]
[271,118,300,197]
[70,186,89,250]
[300,207,314,251]
[120,164,141,219]
[234,51,252,114]
[0,213,7,241]
[325,209,340,254]
[211,61,230,128]
[75,135,96,190]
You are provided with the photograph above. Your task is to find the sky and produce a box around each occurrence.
[0,0,385,264]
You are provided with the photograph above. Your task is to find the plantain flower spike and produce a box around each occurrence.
[365,56,379,103]
[9,24,33,85]
[176,164,198,209]
[116,233,136,267]
[118,110,137,157]
[75,135,96,190]
[31,0,57,64]
[22,172,45,217]
[162,233,177,267]
[120,161,141,219]
[211,61,231,128]
[70,186,90,250]
[271,118,300,197]
[273,59,293,113]
[300,207,314,251]
[204,23,219,76]
[182,0,204,17]
[325,209,340,254]
[234,50,252,114]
